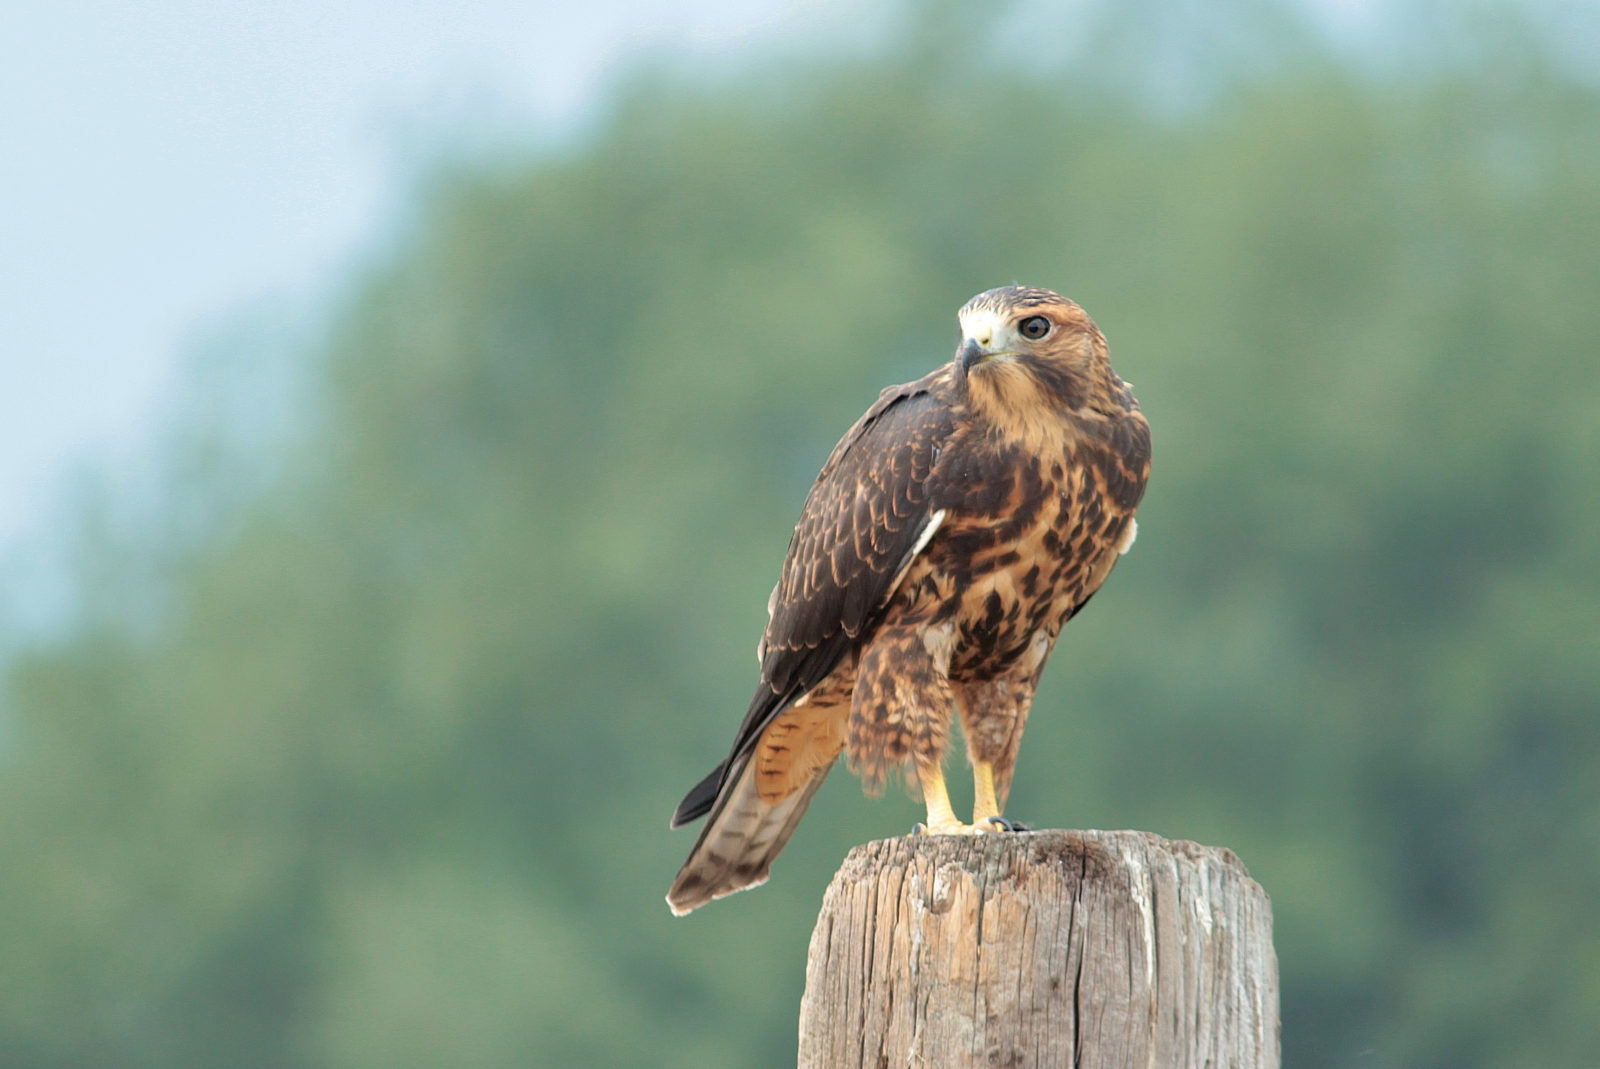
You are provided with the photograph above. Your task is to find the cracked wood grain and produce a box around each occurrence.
[797,829,1279,1069]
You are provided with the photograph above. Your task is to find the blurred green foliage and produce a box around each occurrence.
[4,3,1599,1066]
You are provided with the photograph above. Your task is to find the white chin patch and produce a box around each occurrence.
[1117,517,1138,555]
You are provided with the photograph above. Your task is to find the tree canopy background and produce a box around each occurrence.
[3,2,1598,1066]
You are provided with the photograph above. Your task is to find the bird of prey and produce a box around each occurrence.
[667,285,1150,915]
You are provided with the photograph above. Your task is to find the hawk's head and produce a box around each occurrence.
[954,286,1111,415]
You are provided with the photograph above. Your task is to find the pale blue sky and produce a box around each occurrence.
[0,0,872,558]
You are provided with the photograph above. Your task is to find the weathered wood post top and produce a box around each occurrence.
[798,829,1279,1068]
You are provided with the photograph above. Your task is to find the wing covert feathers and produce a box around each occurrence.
[714,375,955,775]
[758,377,955,698]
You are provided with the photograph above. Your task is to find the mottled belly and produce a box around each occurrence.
[901,490,1130,681]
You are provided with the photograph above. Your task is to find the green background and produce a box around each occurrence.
[4,3,1598,1066]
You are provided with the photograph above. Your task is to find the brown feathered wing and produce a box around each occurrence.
[666,372,956,913]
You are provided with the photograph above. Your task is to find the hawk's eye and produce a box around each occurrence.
[1018,315,1051,340]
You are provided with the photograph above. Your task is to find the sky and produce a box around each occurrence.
[0,0,877,564]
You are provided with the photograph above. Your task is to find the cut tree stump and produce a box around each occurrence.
[797,829,1278,1068]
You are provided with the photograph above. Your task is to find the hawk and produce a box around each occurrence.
[667,285,1150,915]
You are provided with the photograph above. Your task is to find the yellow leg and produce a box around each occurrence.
[972,761,1002,827]
[916,762,975,835]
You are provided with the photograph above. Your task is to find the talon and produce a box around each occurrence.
[985,816,1030,832]
[911,822,927,836]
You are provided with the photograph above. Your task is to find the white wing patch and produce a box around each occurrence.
[1117,517,1138,555]
[887,508,947,594]
[758,581,782,662]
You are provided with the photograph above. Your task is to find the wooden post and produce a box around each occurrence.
[797,829,1279,1068]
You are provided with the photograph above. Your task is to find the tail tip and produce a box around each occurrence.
[666,869,771,917]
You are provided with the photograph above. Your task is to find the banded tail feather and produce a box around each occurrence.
[666,757,833,915]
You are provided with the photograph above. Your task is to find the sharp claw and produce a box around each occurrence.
[985,816,1031,832]
[911,822,927,836]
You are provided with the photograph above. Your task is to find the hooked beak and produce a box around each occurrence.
[958,337,991,373]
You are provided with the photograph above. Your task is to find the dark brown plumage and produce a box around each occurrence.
[667,285,1151,914]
